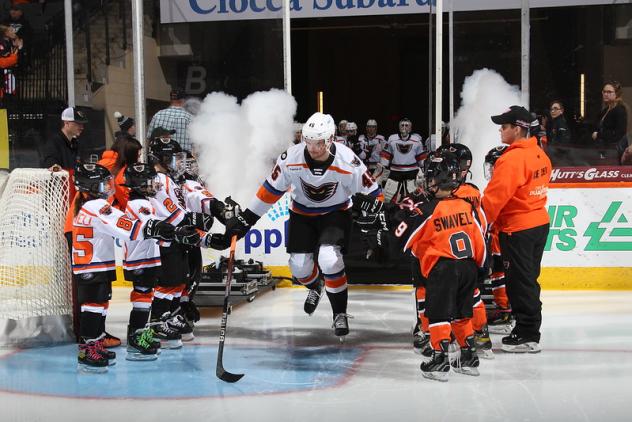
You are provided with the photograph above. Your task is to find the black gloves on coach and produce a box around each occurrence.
[143,219,175,241]
[184,212,214,231]
[224,208,260,240]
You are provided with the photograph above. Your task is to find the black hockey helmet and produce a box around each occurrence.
[423,152,461,195]
[484,145,508,180]
[436,143,472,175]
[124,163,159,197]
[74,163,113,199]
[148,137,185,177]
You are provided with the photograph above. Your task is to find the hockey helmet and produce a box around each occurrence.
[303,112,336,148]
[148,137,186,178]
[423,152,461,195]
[124,163,159,197]
[437,143,472,179]
[366,119,377,127]
[484,145,508,180]
[183,151,199,181]
[74,163,114,199]
[345,121,358,135]
[399,118,412,137]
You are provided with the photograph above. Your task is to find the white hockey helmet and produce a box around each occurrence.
[399,117,412,137]
[345,121,358,135]
[366,119,377,127]
[303,112,336,147]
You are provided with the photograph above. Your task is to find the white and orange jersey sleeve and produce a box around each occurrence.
[248,149,292,217]
[123,198,161,271]
[149,172,187,226]
[181,179,217,214]
[72,198,145,274]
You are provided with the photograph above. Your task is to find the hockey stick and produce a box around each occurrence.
[216,235,244,383]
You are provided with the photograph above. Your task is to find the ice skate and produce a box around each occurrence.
[167,314,194,342]
[451,337,481,376]
[126,327,159,361]
[333,313,352,341]
[420,341,450,382]
[150,314,183,349]
[473,325,495,359]
[94,338,116,366]
[77,342,109,374]
[488,310,514,334]
[412,328,430,355]
[501,332,541,353]
[304,280,324,315]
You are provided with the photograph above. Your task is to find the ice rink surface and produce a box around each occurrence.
[1,287,631,422]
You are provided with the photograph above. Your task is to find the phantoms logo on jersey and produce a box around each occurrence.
[396,144,413,154]
[300,179,338,203]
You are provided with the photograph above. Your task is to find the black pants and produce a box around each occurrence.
[499,224,549,341]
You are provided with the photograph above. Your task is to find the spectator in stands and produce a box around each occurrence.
[546,100,571,144]
[618,135,632,165]
[146,88,193,152]
[2,4,31,66]
[113,111,136,138]
[592,81,628,160]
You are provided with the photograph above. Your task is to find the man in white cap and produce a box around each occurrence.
[41,106,88,171]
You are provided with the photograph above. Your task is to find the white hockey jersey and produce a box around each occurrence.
[380,133,427,172]
[249,143,382,217]
[181,179,216,214]
[149,172,187,246]
[123,198,160,271]
[358,134,386,165]
[72,198,145,274]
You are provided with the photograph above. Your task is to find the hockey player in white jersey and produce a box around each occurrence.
[358,119,385,173]
[224,112,383,339]
[71,163,182,372]
[377,117,428,202]
[336,119,348,145]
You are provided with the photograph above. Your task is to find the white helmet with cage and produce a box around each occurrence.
[399,118,412,138]
[345,121,358,135]
[302,112,336,147]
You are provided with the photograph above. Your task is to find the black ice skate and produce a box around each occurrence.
[420,340,450,382]
[451,337,481,376]
[167,314,194,342]
[78,342,109,374]
[473,325,494,360]
[413,328,430,355]
[126,327,159,361]
[150,314,183,349]
[332,313,353,342]
[488,309,514,334]
[304,280,324,315]
[501,332,541,353]
[94,338,116,366]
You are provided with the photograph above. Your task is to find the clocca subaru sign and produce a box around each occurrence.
[160,0,626,23]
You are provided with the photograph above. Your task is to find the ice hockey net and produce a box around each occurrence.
[0,169,74,347]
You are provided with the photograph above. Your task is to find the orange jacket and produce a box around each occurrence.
[482,137,551,233]
[97,150,130,211]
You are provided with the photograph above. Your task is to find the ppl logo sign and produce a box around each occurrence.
[244,195,290,254]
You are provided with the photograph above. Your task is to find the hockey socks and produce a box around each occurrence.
[472,288,487,332]
[324,271,348,315]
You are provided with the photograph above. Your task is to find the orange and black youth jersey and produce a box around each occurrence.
[390,197,486,278]
[453,182,488,232]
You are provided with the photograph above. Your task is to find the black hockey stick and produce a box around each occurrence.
[216,235,244,383]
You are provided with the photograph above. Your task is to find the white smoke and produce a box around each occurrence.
[188,89,297,206]
[452,68,524,189]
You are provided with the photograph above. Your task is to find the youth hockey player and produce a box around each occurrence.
[71,163,178,372]
[224,112,383,339]
[377,118,427,202]
[354,154,487,381]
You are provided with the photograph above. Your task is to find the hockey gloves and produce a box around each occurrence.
[352,193,384,215]
[224,208,260,240]
[143,219,175,241]
[180,301,200,323]
[185,212,214,231]
[201,233,231,250]
[174,226,202,246]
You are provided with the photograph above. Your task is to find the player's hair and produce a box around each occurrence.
[111,134,142,177]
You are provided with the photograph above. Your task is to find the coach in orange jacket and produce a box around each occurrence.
[482,106,551,354]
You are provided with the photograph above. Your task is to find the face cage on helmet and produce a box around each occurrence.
[91,177,114,199]
[164,152,187,178]
[483,162,494,180]
[185,158,199,178]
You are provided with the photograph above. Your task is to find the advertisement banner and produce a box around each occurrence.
[160,0,626,23]
[222,189,632,275]
[549,166,632,184]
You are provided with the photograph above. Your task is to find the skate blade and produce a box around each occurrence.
[501,342,541,353]
[476,349,495,360]
[125,352,159,361]
[77,363,108,374]
[161,339,183,349]
[453,366,480,376]
[421,371,449,382]
[488,325,513,335]
[107,359,116,366]
[181,333,195,342]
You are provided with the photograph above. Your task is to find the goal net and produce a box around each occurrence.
[0,169,75,347]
